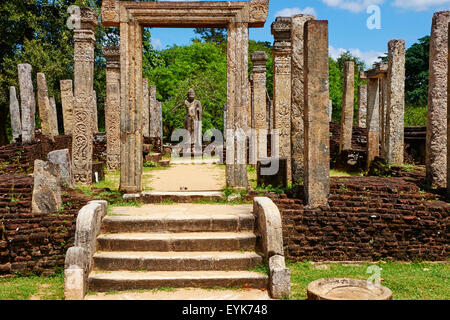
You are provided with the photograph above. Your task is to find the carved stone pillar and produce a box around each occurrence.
[367,78,380,166]
[339,61,355,152]
[60,80,74,136]
[92,90,98,133]
[72,8,97,184]
[103,46,121,171]
[251,51,268,161]
[291,14,315,183]
[226,22,249,189]
[304,20,330,207]
[357,84,367,128]
[119,18,143,193]
[427,11,450,188]
[385,39,405,165]
[271,17,292,184]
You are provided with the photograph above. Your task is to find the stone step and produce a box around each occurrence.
[141,191,225,203]
[93,251,263,271]
[88,270,268,292]
[97,232,256,252]
[101,214,255,233]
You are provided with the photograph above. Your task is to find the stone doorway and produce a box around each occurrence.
[101,0,269,193]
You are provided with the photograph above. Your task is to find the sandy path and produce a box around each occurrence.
[144,164,225,192]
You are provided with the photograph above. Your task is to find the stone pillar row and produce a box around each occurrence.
[359,39,405,169]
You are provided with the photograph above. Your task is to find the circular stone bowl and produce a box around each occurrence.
[307,278,393,300]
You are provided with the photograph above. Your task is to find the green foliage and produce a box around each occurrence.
[329,51,366,123]
[405,105,427,126]
[405,36,429,107]
[194,28,227,47]
[143,160,157,168]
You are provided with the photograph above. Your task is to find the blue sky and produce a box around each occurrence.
[150,0,450,68]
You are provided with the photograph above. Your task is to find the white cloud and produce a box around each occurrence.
[392,0,450,11]
[322,0,385,13]
[274,7,317,17]
[152,38,163,50]
[329,45,386,68]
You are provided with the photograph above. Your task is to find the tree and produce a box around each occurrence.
[329,51,366,123]
[405,36,429,107]
[194,28,227,46]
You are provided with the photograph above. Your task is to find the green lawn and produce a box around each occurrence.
[0,272,64,300]
[0,262,448,300]
[288,261,450,300]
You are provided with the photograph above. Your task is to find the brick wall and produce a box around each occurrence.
[271,176,449,262]
[0,133,106,175]
[0,175,89,275]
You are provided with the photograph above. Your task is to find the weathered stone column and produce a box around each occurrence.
[367,78,380,165]
[447,23,450,195]
[357,84,367,128]
[120,18,143,192]
[142,78,150,138]
[380,75,388,158]
[271,17,292,184]
[9,86,22,143]
[291,14,315,183]
[18,64,36,143]
[251,51,268,161]
[92,90,98,133]
[103,46,121,171]
[49,97,59,136]
[60,80,74,136]
[72,8,97,184]
[37,73,57,140]
[339,61,355,152]
[427,11,450,188]
[328,100,333,122]
[448,22,450,196]
[149,86,162,145]
[385,39,405,165]
[226,22,249,189]
[304,20,330,207]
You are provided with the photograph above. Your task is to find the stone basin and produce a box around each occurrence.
[307,278,393,300]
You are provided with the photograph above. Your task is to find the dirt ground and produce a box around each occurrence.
[144,164,225,192]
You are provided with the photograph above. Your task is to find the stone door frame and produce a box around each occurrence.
[101,0,269,193]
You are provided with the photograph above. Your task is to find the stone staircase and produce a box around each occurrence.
[87,205,269,293]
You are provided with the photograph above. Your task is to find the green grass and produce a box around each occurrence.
[0,272,64,300]
[288,261,450,300]
[404,105,427,127]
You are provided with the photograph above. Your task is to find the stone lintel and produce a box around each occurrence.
[102,0,268,28]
